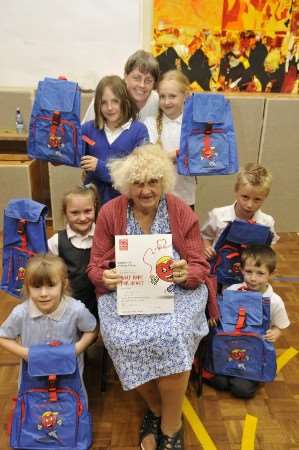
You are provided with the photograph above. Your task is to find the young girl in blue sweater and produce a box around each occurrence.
[81,75,149,204]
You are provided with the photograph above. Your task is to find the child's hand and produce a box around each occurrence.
[75,327,98,355]
[75,342,81,355]
[204,245,216,260]
[81,169,87,183]
[169,149,177,162]
[80,155,98,172]
[22,347,29,361]
[264,327,281,342]
[0,338,29,361]
[208,318,218,327]
[75,341,85,355]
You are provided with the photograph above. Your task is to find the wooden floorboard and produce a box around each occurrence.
[0,232,298,449]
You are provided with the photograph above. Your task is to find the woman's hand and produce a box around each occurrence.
[103,268,122,291]
[80,155,98,172]
[171,259,188,284]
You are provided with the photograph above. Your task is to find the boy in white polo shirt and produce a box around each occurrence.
[205,244,290,398]
[201,163,279,260]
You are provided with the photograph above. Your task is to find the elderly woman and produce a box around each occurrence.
[87,144,218,450]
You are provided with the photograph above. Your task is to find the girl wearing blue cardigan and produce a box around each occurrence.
[81,75,149,205]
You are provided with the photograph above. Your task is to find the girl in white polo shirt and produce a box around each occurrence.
[144,70,196,208]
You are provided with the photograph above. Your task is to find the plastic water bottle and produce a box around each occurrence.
[16,107,24,134]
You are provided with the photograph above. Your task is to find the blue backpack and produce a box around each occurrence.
[0,199,48,298]
[204,290,276,382]
[177,93,239,176]
[28,77,84,167]
[9,342,92,450]
[211,220,273,286]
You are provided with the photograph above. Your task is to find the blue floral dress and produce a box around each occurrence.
[98,198,209,390]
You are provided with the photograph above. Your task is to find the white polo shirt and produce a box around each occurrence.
[144,113,196,205]
[201,203,279,245]
[48,223,95,255]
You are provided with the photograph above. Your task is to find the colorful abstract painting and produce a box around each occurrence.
[152,0,299,93]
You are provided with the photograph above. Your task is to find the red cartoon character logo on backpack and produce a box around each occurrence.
[231,262,241,273]
[37,411,63,441]
[16,267,26,281]
[201,145,217,167]
[229,348,248,362]
[201,145,216,160]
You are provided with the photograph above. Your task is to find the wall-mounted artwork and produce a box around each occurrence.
[152,0,299,93]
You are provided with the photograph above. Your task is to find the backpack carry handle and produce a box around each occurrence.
[48,340,63,347]
[235,307,246,331]
[48,374,58,402]
[48,111,63,149]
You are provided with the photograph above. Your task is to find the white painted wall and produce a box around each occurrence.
[0,0,142,89]
[141,0,153,50]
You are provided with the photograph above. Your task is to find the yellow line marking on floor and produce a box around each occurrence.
[182,347,298,449]
[241,414,257,450]
[277,347,299,373]
[183,397,217,450]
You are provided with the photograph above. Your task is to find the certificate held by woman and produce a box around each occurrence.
[115,234,174,315]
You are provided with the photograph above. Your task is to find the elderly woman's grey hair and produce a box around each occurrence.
[108,144,176,196]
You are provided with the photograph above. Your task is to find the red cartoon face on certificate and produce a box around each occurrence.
[156,256,173,282]
[115,234,174,315]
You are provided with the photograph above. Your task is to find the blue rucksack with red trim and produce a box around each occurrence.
[177,93,239,176]
[9,342,92,450]
[28,77,85,167]
[0,199,48,298]
[210,220,273,286]
[203,290,276,382]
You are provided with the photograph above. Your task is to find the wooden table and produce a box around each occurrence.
[0,129,28,140]
[0,129,28,153]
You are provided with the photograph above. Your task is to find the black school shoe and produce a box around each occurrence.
[140,409,161,450]
[158,428,184,450]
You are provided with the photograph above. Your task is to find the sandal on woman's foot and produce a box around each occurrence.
[140,409,161,450]
[158,428,184,450]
